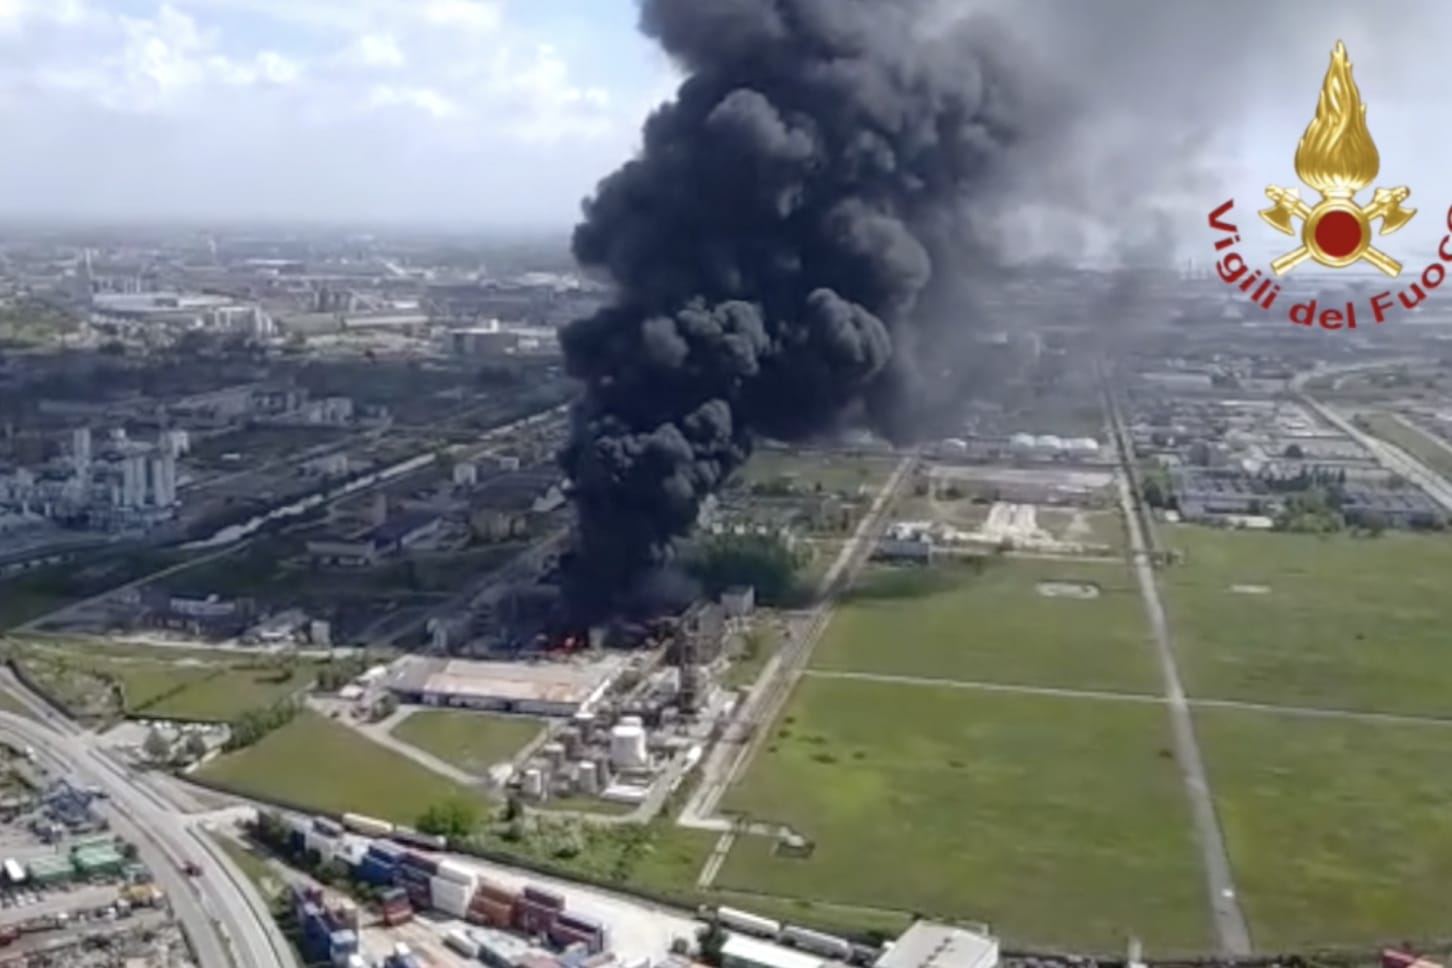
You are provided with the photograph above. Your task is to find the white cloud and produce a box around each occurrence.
[343,32,404,69]
[368,84,457,119]
[420,0,501,34]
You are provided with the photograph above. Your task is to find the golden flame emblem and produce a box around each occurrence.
[1259,41,1416,277]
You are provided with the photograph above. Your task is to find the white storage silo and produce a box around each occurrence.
[542,742,566,766]
[609,722,648,769]
[576,760,599,794]
[522,768,545,799]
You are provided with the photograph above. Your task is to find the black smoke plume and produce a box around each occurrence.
[558,0,1036,618]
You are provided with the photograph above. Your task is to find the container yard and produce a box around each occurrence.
[258,808,709,965]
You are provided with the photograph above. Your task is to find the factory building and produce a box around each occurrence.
[873,922,998,968]
[383,656,620,718]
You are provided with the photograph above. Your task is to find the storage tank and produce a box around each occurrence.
[560,727,582,758]
[609,723,647,769]
[542,743,566,766]
[575,760,599,795]
[1009,432,1035,453]
[1035,434,1063,453]
[940,438,969,456]
[619,715,643,728]
[522,768,546,799]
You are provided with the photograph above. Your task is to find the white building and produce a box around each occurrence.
[874,922,998,968]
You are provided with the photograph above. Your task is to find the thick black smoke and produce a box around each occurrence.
[558,0,1035,617]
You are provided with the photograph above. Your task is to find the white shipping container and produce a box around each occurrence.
[445,929,481,958]
[435,858,478,888]
[781,925,852,960]
[717,906,781,939]
[342,812,394,838]
[430,876,473,919]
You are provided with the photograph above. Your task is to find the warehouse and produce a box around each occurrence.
[721,934,833,968]
[383,655,623,717]
[873,922,999,968]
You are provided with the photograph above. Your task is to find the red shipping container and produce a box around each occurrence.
[474,882,519,906]
[467,898,514,929]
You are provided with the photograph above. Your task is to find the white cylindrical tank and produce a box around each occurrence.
[1009,432,1035,453]
[940,438,969,456]
[561,727,582,758]
[620,715,643,728]
[609,724,648,769]
[576,760,599,794]
[522,768,545,798]
[542,742,566,765]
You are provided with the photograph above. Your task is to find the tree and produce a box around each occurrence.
[688,533,801,606]
[142,728,171,763]
[183,732,209,763]
[1284,443,1305,459]
[503,793,524,823]
[416,797,480,840]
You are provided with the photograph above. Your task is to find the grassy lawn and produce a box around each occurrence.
[736,450,895,496]
[1358,412,1452,479]
[809,560,1159,694]
[143,667,313,722]
[211,833,286,901]
[1197,706,1452,949]
[391,710,542,775]
[542,796,637,818]
[199,710,486,825]
[6,638,325,723]
[724,625,782,691]
[718,678,1210,953]
[1163,526,1452,716]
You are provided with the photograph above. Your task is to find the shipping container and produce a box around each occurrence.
[556,911,605,935]
[445,929,481,958]
[380,906,413,927]
[313,818,344,838]
[516,898,557,934]
[549,921,604,954]
[714,906,780,939]
[400,851,439,876]
[391,828,448,851]
[329,929,359,957]
[474,880,519,906]
[356,855,396,887]
[367,840,404,861]
[342,812,395,838]
[780,925,853,960]
[467,897,515,929]
[523,885,566,910]
[435,858,476,886]
[430,876,473,919]
[286,829,305,852]
[379,886,408,904]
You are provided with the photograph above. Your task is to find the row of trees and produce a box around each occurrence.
[224,701,301,752]
[688,533,804,606]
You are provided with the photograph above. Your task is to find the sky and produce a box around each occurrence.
[0,0,677,229]
[2,0,1452,265]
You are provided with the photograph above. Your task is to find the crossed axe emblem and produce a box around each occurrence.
[1259,184,1416,277]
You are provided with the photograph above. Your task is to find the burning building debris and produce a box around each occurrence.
[557,0,1039,616]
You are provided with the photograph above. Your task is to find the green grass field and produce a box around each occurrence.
[724,625,783,691]
[736,450,895,496]
[143,667,313,722]
[718,677,1211,953]
[808,560,1160,694]
[1358,413,1452,480]
[391,710,542,775]
[1163,526,1452,716]
[199,710,486,824]
[1197,706,1452,949]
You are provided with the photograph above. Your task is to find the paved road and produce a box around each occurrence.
[1300,395,1452,513]
[0,711,293,968]
[1105,381,1252,957]
[680,453,916,833]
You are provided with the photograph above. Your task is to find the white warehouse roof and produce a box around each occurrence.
[874,922,998,968]
[722,934,833,968]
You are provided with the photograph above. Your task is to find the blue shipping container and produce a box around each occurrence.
[356,856,396,887]
[367,841,403,861]
[329,929,359,955]
[287,830,305,851]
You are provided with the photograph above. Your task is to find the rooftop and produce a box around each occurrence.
[874,922,998,968]
[385,655,623,707]
[721,934,831,968]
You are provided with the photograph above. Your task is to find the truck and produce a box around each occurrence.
[181,860,202,877]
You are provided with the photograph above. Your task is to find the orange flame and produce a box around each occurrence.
[1294,41,1380,196]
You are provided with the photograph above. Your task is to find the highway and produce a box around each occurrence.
[0,709,293,968]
